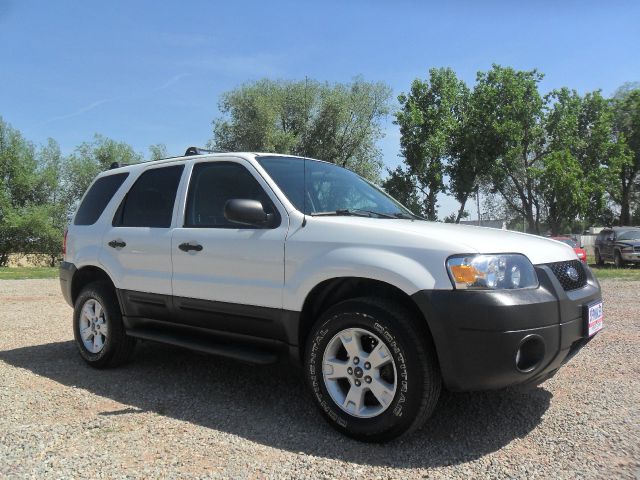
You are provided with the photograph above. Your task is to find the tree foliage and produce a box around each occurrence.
[384,68,467,220]
[209,77,392,180]
[388,65,638,233]
[62,134,143,214]
[0,118,63,265]
[610,89,640,225]
[0,122,147,266]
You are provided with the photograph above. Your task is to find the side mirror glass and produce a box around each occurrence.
[224,199,274,227]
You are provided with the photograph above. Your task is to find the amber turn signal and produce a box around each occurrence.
[449,264,478,284]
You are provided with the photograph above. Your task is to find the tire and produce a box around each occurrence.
[614,250,625,268]
[595,249,604,266]
[304,297,441,443]
[73,281,136,368]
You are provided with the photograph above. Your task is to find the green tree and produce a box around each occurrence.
[610,89,640,225]
[475,65,546,233]
[0,118,64,265]
[539,88,612,232]
[209,77,392,180]
[149,143,168,161]
[62,134,143,214]
[385,68,467,220]
[535,150,587,235]
[446,80,499,223]
[381,166,423,215]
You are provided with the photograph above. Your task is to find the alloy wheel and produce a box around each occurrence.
[78,298,108,354]
[322,327,397,418]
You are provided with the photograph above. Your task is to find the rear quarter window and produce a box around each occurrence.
[74,173,129,226]
[113,165,184,228]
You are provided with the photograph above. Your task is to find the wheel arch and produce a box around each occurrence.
[71,264,118,306]
[296,276,436,363]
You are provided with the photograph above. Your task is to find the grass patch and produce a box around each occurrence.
[589,265,640,281]
[586,255,640,280]
[0,266,58,280]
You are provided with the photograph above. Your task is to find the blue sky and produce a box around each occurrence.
[1,0,638,218]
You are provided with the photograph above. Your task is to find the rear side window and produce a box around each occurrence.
[185,162,278,228]
[113,165,184,228]
[74,173,129,226]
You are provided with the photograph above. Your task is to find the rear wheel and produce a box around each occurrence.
[304,297,441,442]
[73,281,136,368]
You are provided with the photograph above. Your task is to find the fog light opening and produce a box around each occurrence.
[516,335,546,373]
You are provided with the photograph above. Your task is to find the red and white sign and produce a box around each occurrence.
[587,301,604,337]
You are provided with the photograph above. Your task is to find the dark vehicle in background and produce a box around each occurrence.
[551,237,587,264]
[594,227,640,267]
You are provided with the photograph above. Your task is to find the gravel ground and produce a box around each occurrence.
[0,279,638,479]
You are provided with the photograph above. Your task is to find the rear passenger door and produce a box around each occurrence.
[170,159,288,337]
[99,164,185,319]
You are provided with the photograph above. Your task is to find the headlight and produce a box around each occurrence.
[446,254,538,290]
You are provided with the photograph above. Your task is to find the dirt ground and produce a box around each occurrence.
[0,279,638,479]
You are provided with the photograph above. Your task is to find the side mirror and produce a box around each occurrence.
[224,199,274,227]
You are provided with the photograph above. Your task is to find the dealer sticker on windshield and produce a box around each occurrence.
[586,301,604,337]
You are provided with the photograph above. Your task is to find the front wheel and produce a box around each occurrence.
[614,250,625,268]
[305,298,441,442]
[595,249,604,266]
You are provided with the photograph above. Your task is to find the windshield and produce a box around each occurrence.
[617,230,640,241]
[556,238,578,248]
[256,156,416,218]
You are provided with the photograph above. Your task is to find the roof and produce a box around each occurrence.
[105,151,332,176]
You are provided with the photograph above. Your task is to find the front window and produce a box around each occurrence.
[184,162,279,228]
[256,156,416,218]
[617,230,640,241]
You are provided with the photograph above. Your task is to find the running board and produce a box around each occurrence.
[126,327,279,365]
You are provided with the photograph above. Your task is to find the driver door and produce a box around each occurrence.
[170,159,289,338]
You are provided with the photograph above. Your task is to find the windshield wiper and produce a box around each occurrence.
[393,212,420,220]
[310,209,396,218]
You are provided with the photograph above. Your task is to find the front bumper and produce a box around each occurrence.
[412,264,602,391]
[621,252,640,262]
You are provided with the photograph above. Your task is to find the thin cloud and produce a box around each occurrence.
[44,74,191,124]
[152,73,190,92]
[45,99,112,123]
[182,53,284,77]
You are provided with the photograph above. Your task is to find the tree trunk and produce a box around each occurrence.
[455,194,469,223]
[619,184,631,226]
[524,206,536,234]
[424,189,438,221]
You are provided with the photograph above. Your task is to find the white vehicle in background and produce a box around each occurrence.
[60,148,603,442]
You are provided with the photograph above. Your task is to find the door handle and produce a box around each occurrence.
[108,240,126,249]
[178,242,203,252]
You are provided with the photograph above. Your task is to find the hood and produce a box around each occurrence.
[308,217,577,265]
[617,239,640,247]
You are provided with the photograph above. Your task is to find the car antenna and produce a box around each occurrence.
[301,76,310,228]
[302,157,307,227]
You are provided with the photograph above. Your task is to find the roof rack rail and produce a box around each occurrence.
[109,162,132,170]
[184,146,226,156]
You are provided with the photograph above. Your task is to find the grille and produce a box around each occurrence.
[634,246,640,252]
[547,260,587,291]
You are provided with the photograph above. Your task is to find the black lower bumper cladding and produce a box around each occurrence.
[412,263,602,391]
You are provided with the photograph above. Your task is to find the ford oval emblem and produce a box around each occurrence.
[566,266,579,281]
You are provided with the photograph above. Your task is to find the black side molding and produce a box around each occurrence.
[126,325,279,365]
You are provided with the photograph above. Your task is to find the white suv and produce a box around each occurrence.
[60,149,603,442]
